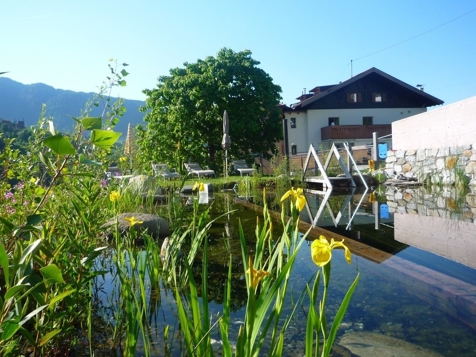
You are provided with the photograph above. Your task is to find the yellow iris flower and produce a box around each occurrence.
[368,191,376,203]
[280,187,306,212]
[368,159,375,172]
[109,190,121,202]
[124,216,144,227]
[311,235,352,267]
[119,156,128,163]
[246,256,271,289]
[192,181,205,192]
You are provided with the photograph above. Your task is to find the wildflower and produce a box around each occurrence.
[246,256,271,289]
[100,179,107,187]
[368,159,375,172]
[192,181,205,192]
[4,191,14,200]
[311,235,352,267]
[280,187,306,211]
[14,182,24,190]
[6,206,15,214]
[109,190,121,202]
[124,216,144,227]
[119,156,128,163]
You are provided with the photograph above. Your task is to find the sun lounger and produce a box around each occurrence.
[184,162,216,178]
[152,163,180,179]
[232,160,256,176]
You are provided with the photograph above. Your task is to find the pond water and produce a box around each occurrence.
[95,185,476,356]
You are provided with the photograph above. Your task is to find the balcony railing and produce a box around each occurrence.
[321,124,392,141]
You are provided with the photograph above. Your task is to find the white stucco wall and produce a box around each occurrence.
[285,107,425,154]
[392,96,476,150]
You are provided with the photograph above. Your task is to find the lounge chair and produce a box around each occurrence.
[105,167,124,181]
[152,163,180,180]
[184,162,216,178]
[232,160,256,176]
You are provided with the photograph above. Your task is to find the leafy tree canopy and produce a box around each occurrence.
[137,48,283,172]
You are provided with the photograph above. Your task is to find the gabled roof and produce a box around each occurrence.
[289,67,443,110]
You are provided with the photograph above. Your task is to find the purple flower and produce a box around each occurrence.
[14,182,25,190]
[6,206,15,214]
[4,191,14,200]
[100,179,108,187]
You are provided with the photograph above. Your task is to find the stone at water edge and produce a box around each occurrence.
[338,332,443,357]
[102,213,170,240]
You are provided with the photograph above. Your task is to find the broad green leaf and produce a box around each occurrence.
[39,328,61,346]
[1,319,20,340]
[26,214,42,226]
[0,216,14,232]
[34,186,46,195]
[4,284,28,300]
[90,129,121,149]
[40,264,65,284]
[49,289,76,307]
[78,154,102,166]
[119,80,127,87]
[121,69,129,77]
[81,117,102,130]
[43,134,76,155]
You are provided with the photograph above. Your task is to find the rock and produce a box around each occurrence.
[103,212,170,240]
[339,332,443,357]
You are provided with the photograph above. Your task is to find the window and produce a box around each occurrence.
[363,116,373,125]
[328,117,339,126]
[347,92,361,103]
[372,93,386,102]
[290,117,296,129]
[291,144,297,155]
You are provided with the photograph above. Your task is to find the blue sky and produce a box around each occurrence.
[2,1,476,108]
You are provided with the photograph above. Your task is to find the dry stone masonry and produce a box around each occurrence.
[385,144,476,186]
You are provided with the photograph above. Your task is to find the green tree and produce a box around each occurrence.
[137,48,283,172]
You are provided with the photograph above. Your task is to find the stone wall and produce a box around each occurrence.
[385,144,476,186]
[385,186,476,221]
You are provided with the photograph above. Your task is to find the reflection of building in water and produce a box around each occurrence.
[386,186,476,269]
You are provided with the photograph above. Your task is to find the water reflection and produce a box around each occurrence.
[299,185,476,337]
[92,186,476,356]
[304,188,370,230]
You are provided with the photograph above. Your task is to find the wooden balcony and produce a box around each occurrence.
[321,125,392,141]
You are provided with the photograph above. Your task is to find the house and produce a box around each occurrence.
[279,67,444,160]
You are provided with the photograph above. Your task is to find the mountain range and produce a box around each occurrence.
[0,77,146,138]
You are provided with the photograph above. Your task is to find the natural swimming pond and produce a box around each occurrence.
[94,185,476,356]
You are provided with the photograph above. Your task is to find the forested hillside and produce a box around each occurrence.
[0,77,145,137]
